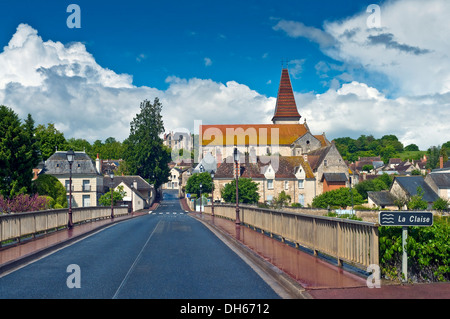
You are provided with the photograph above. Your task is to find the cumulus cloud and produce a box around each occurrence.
[0,24,274,143]
[273,0,450,149]
[297,82,450,149]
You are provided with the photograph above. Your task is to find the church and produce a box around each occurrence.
[199,67,350,206]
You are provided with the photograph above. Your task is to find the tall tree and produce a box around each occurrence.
[35,123,68,160]
[0,106,40,197]
[123,98,171,190]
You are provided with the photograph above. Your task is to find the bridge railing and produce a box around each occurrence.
[204,204,379,270]
[0,206,128,247]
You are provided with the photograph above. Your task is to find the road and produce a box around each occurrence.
[0,190,280,299]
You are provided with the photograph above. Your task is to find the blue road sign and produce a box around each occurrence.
[379,211,433,227]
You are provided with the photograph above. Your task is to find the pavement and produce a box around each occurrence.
[1,198,449,299]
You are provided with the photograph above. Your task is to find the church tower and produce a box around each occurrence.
[272,68,301,124]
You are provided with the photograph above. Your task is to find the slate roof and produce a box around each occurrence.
[427,173,450,188]
[193,153,217,174]
[393,176,439,202]
[321,173,348,182]
[103,175,152,191]
[368,190,396,206]
[40,151,100,176]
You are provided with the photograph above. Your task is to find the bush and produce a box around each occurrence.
[379,216,450,282]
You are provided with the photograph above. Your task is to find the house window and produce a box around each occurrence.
[267,195,273,203]
[82,195,91,207]
[324,160,328,167]
[65,180,72,192]
[267,179,274,190]
[284,181,289,190]
[83,180,90,191]
[298,179,304,189]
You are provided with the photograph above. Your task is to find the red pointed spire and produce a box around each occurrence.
[272,68,301,123]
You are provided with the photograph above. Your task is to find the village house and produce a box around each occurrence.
[389,176,439,210]
[213,154,316,206]
[103,175,155,212]
[40,151,104,207]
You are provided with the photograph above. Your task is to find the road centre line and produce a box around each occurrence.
[112,220,162,299]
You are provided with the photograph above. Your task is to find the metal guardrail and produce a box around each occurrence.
[0,206,128,247]
[203,204,379,270]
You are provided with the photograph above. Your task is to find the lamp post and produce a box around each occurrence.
[66,149,75,229]
[199,183,203,213]
[210,170,215,217]
[234,147,240,225]
[130,182,134,214]
[110,171,114,219]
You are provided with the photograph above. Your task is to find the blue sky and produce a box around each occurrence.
[1,0,449,150]
[0,0,376,96]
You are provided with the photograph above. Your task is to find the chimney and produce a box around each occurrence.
[96,154,101,174]
[440,156,444,169]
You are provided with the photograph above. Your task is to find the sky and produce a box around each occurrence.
[0,0,449,150]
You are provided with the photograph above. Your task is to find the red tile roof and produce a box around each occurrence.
[200,123,308,146]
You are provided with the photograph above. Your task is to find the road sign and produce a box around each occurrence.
[379,211,433,227]
[378,211,433,282]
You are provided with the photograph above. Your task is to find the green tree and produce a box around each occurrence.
[271,190,291,208]
[34,174,68,208]
[221,178,260,204]
[185,172,213,197]
[312,187,364,209]
[35,123,68,160]
[404,144,419,152]
[99,185,126,206]
[123,98,171,190]
[432,198,449,212]
[0,106,40,197]
[380,145,397,164]
[407,187,428,210]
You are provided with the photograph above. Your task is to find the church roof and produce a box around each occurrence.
[272,68,301,122]
[200,123,308,146]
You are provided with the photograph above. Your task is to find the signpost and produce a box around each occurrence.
[379,211,433,282]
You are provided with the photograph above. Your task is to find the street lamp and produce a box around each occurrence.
[199,183,203,213]
[130,182,134,214]
[110,170,114,219]
[66,149,75,229]
[234,147,240,225]
[210,170,215,217]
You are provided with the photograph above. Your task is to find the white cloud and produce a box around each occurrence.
[1,20,449,151]
[273,19,335,48]
[272,0,450,149]
[297,82,450,150]
[0,24,274,143]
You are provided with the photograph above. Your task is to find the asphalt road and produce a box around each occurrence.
[0,190,280,299]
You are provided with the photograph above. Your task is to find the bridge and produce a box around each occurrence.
[1,190,449,305]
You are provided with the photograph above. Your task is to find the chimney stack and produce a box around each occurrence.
[440,156,444,169]
[96,154,101,174]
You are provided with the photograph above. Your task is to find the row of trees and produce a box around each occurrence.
[1,99,171,212]
[334,134,450,168]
